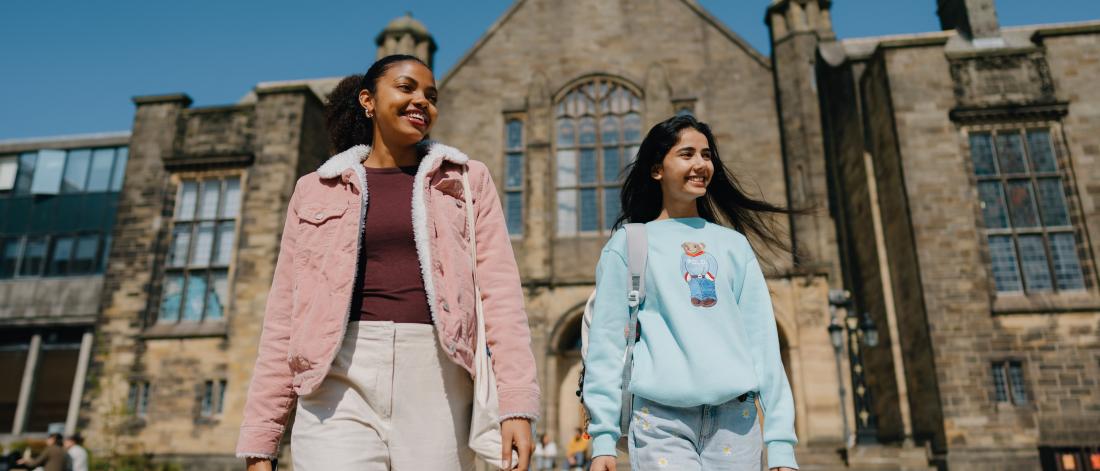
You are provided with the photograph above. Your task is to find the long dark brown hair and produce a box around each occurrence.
[615,114,799,255]
[323,54,429,154]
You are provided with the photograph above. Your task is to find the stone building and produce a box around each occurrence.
[0,132,129,440]
[33,0,1095,469]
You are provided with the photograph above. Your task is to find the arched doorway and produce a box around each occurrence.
[547,307,585,450]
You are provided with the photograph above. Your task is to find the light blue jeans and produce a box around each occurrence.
[629,393,762,470]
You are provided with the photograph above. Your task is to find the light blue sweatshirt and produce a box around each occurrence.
[583,217,798,468]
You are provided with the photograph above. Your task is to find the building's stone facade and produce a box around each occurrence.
[42,0,1097,469]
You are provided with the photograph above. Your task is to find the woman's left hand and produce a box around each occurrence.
[501,418,534,470]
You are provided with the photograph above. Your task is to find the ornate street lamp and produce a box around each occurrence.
[827,289,880,447]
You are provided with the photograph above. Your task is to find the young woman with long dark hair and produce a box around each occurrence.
[584,115,799,470]
[236,54,539,471]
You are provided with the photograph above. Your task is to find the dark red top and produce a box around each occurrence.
[351,165,432,324]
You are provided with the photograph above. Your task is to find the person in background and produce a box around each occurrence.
[64,433,88,471]
[533,433,557,470]
[16,433,67,471]
[565,428,590,471]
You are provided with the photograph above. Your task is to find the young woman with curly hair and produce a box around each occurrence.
[237,54,539,471]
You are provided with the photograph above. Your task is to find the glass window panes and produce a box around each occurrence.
[972,127,1086,294]
[1035,178,1070,227]
[505,192,522,235]
[1007,362,1027,404]
[201,381,214,416]
[86,148,115,192]
[1049,233,1085,291]
[182,275,207,322]
[176,182,198,220]
[604,188,621,230]
[1,238,20,278]
[556,151,577,188]
[128,381,149,416]
[169,224,191,268]
[992,363,1008,402]
[110,147,127,191]
[15,152,36,194]
[506,120,523,150]
[1004,180,1040,228]
[216,379,227,414]
[988,236,1022,292]
[159,274,184,322]
[214,222,235,266]
[1025,130,1057,172]
[190,222,215,267]
[977,181,1008,228]
[30,150,65,195]
[969,133,997,176]
[557,189,577,236]
[208,271,229,320]
[505,153,523,189]
[1017,235,1053,291]
[579,149,597,184]
[555,79,643,235]
[72,234,99,274]
[995,133,1027,174]
[579,188,598,232]
[19,237,47,276]
[198,181,221,220]
[0,156,16,191]
[62,149,91,193]
[47,236,74,276]
[163,177,241,323]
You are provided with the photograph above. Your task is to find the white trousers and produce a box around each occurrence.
[290,321,475,470]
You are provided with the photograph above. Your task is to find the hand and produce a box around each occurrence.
[590,455,617,471]
[245,457,273,471]
[500,418,534,470]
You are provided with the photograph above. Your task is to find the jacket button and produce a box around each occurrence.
[441,301,450,312]
[448,341,457,354]
[314,212,324,221]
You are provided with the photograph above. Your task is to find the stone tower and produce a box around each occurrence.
[766,0,840,277]
[375,13,437,69]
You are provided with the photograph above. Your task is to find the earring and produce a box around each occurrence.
[364,109,373,119]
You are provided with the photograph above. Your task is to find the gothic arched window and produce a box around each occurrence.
[555,78,642,235]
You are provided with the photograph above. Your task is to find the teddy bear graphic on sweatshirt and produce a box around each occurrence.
[680,241,718,307]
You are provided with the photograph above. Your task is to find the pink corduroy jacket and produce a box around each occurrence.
[236,142,540,459]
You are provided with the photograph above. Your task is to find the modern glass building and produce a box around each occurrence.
[0,131,128,438]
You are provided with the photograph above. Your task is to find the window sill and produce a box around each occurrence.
[141,321,228,339]
[992,290,1100,314]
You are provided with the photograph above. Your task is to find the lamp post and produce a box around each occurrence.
[827,299,849,449]
[827,289,881,447]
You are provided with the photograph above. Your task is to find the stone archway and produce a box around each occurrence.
[545,304,586,450]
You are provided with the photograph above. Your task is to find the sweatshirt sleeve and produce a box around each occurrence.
[737,256,799,469]
[582,242,631,458]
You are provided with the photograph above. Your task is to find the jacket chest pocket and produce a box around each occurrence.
[294,201,349,272]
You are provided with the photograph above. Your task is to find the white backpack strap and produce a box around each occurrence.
[619,223,647,437]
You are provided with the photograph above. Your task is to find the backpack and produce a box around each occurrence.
[578,223,648,451]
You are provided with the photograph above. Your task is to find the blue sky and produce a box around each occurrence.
[1,1,1097,140]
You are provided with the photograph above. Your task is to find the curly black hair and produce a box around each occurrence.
[324,54,429,154]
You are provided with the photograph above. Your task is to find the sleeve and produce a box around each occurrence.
[471,163,541,421]
[737,256,799,469]
[582,243,631,458]
[235,180,302,459]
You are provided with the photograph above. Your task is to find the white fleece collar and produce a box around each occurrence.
[316,141,469,179]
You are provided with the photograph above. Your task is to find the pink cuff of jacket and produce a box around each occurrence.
[236,424,284,460]
[498,387,541,423]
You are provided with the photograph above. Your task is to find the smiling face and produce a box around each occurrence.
[651,128,714,204]
[358,60,439,148]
